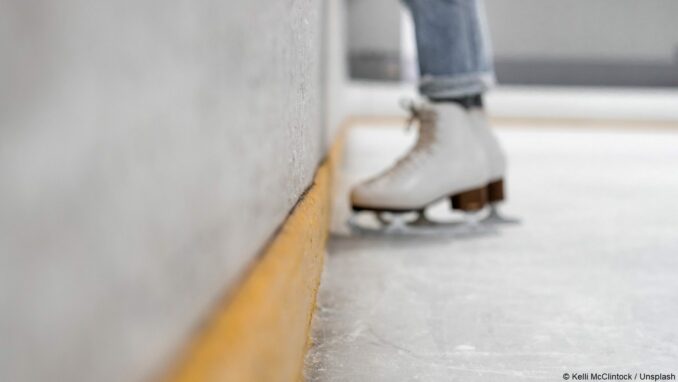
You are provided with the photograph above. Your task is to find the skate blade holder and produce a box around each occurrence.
[480,203,521,226]
[480,180,520,226]
[346,209,498,237]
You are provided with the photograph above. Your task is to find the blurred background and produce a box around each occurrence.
[335,0,678,128]
[1,0,677,381]
[349,0,678,87]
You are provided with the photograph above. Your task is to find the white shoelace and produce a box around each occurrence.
[366,101,437,184]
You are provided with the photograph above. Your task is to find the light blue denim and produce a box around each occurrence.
[403,0,496,98]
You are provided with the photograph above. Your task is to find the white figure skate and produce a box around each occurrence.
[347,101,495,236]
[468,108,520,226]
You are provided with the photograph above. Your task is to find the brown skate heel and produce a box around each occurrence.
[487,179,505,203]
[450,187,487,212]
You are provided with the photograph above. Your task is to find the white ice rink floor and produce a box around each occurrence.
[305,121,678,381]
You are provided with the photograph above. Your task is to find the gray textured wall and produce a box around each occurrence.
[0,1,324,381]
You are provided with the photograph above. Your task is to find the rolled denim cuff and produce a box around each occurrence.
[419,72,496,99]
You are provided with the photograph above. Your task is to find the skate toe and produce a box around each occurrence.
[349,184,379,210]
[349,184,406,212]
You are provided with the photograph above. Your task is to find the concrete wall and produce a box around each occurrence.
[0,1,324,381]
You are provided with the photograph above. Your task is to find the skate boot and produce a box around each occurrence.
[468,108,519,225]
[348,101,492,236]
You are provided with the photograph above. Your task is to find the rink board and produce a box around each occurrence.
[165,130,346,382]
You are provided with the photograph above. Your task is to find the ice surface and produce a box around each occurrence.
[306,122,678,381]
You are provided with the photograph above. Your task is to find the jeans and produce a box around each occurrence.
[403,0,495,98]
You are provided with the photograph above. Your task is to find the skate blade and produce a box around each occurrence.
[480,204,521,226]
[346,212,497,238]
